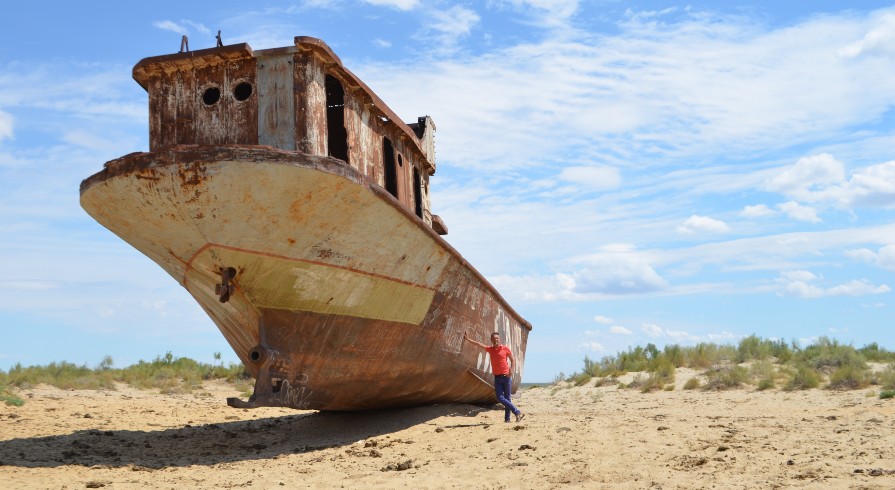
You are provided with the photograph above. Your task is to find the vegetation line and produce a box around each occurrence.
[555,336,895,399]
[0,351,252,406]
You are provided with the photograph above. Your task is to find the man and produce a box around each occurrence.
[463,331,525,423]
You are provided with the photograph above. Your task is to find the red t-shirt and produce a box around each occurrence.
[485,345,513,376]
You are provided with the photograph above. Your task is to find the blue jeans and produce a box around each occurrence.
[494,374,520,421]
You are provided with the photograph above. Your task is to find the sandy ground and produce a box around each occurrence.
[2,371,894,489]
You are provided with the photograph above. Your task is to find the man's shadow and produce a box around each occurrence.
[0,403,492,469]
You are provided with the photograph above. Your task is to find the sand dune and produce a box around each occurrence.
[2,376,894,489]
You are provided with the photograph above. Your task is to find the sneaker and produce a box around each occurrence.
[515,411,525,423]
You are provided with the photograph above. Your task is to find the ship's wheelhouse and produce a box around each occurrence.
[132,37,446,234]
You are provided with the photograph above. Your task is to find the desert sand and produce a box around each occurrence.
[2,370,894,489]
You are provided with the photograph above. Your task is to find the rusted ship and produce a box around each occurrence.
[80,36,532,411]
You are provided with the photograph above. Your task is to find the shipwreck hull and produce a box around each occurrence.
[80,146,530,410]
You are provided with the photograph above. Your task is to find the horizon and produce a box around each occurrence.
[1,1,894,382]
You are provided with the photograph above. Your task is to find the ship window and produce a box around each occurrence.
[233,81,253,101]
[383,137,398,199]
[202,86,221,106]
[325,75,349,163]
[398,154,403,167]
[413,167,423,218]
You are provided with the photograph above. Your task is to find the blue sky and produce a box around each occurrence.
[1,1,894,382]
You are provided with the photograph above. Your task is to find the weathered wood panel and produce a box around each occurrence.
[257,53,296,150]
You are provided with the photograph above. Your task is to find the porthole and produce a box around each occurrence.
[233,81,253,101]
[202,86,221,106]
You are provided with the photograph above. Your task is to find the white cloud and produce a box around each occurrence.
[845,161,895,208]
[740,204,776,218]
[153,20,187,35]
[558,166,622,191]
[777,201,821,223]
[676,215,730,235]
[571,258,667,295]
[765,154,895,210]
[776,270,889,298]
[706,332,738,342]
[838,11,895,59]
[0,110,13,141]
[593,315,613,324]
[361,8,895,176]
[578,341,605,352]
[489,256,667,301]
[780,270,818,282]
[496,0,580,31]
[372,38,392,48]
[152,19,210,37]
[766,153,845,198]
[878,245,895,270]
[609,325,633,335]
[641,323,663,337]
[827,280,891,296]
[426,6,480,44]
[363,0,419,10]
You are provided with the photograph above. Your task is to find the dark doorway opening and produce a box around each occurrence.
[325,75,349,163]
[413,168,423,218]
[383,137,398,199]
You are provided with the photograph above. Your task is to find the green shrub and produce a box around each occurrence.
[827,364,871,390]
[568,372,593,387]
[880,390,895,400]
[757,378,775,391]
[878,364,895,390]
[663,344,685,367]
[797,337,865,373]
[749,360,776,381]
[703,366,749,390]
[683,377,700,390]
[859,343,895,363]
[1,385,24,406]
[737,334,770,362]
[785,365,821,390]
[625,374,647,390]
[686,343,720,369]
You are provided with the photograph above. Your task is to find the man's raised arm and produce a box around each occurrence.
[463,331,488,350]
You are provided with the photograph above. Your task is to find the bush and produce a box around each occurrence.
[1,385,24,406]
[877,364,895,390]
[644,356,676,392]
[568,372,593,387]
[880,390,895,400]
[859,343,895,363]
[749,360,776,381]
[686,343,721,369]
[827,364,871,390]
[737,334,770,362]
[663,344,685,367]
[757,378,774,391]
[683,377,700,390]
[703,366,749,390]
[785,365,821,390]
[797,337,865,374]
